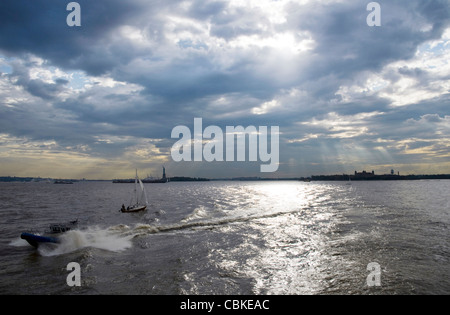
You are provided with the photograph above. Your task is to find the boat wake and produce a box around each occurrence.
[119,206,309,238]
[9,237,29,247]
[38,227,133,257]
[13,207,307,256]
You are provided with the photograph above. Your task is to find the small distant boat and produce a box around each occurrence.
[121,204,147,213]
[346,177,352,185]
[121,170,149,213]
[20,220,78,248]
[54,180,74,184]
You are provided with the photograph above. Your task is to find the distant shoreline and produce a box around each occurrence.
[310,174,450,181]
[1,174,450,183]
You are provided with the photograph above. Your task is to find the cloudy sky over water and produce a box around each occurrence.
[0,0,449,179]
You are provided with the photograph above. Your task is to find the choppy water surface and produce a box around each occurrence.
[0,180,449,295]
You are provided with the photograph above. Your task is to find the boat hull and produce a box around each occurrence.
[20,232,59,248]
[121,205,147,213]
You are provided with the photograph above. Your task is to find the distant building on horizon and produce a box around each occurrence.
[354,170,375,177]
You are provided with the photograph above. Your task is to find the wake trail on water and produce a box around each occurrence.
[124,206,310,237]
[24,207,308,256]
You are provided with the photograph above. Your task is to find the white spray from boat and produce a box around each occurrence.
[38,226,134,257]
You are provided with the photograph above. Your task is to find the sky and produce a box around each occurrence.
[0,0,449,180]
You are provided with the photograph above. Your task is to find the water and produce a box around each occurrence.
[0,180,449,295]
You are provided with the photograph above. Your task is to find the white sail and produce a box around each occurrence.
[139,179,149,205]
[123,170,149,212]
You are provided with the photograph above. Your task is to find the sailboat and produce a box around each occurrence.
[121,170,149,213]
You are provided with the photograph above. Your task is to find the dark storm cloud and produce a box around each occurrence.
[1,0,448,104]
[0,0,147,75]
[285,0,449,81]
[0,0,449,177]
[7,57,68,100]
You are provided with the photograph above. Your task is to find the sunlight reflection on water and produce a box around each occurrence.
[1,180,449,294]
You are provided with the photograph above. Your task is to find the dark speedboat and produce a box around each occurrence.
[20,220,78,248]
[20,233,59,248]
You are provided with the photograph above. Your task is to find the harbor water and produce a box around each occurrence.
[0,180,449,295]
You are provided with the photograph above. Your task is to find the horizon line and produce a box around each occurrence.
[2,173,450,182]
